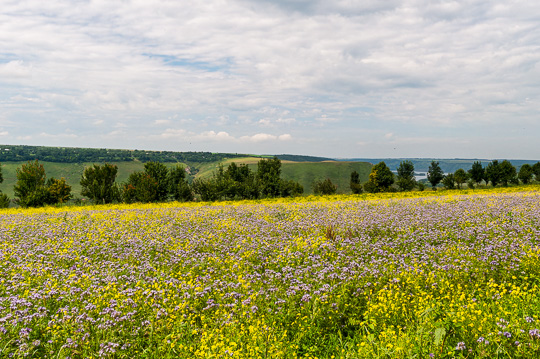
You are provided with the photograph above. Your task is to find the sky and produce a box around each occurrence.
[1,0,539,159]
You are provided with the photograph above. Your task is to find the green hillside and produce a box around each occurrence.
[196,159,372,195]
[0,157,372,199]
[280,161,372,194]
[0,161,186,199]
[194,157,263,179]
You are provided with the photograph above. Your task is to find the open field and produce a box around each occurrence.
[0,158,371,199]
[0,161,187,198]
[1,187,540,357]
[195,159,373,195]
[193,157,265,179]
[280,161,372,194]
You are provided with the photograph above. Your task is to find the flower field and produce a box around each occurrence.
[1,188,540,358]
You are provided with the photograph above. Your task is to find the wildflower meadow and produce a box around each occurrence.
[1,187,540,358]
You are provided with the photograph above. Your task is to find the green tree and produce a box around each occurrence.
[468,161,484,186]
[365,162,394,193]
[224,163,259,200]
[124,172,159,203]
[80,163,119,204]
[143,162,170,202]
[0,163,9,208]
[168,165,192,202]
[350,170,363,194]
[191,162,261,202]
[499,160,517,186]
[442,173,455,189]
[0,193,9,208]
[313,178,337,195]
[46,177,72,203]
[454,168,468,189]
[14,160,50,207]
[280,179,303,197]
[121,162,178,204]
[396,160,416,192]
[121,183,137,204]
[257,157,282,198]
[212,164,234,200]
[192,178,219,201]
[427,161,444,190]
[485,160,501,187]
[532,162,540,182]
[518,164,533,184]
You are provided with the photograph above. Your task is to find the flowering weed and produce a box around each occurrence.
[0,187,540,357]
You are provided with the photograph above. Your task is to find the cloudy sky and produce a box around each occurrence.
[1,0,539,159]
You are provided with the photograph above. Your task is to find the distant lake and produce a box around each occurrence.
[391,172,448,181]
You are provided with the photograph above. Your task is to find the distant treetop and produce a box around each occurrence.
[274,154,334,162]
[0,145,251,164]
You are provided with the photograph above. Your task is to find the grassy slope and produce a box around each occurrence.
[280,161,372,194]
[196,159,372,195]
[193,157,264,179]
[0,161,187,198]
[0,159,372,198]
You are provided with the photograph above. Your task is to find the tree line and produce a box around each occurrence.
[0,145,250,164]
[332,160,540,195]
[1,158,540,208]
[0,157,304,208]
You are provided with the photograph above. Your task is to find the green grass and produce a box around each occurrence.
[280,161,372,194]
[195,159,372,195]
[193,157,263,179]
[0,159,372,199]
[0,161,187,198]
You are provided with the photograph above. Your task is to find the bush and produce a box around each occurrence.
[364,181,378,193]
[313,179,337,195]
[0,193,10,208]
[442,174,455,189]
[280,180,303,197]
[350,171,363,194]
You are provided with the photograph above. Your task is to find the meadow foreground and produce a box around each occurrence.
[1,188,540,358]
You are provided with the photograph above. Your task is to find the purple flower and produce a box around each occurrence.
[19,327,32,340]
[455,342,466,350]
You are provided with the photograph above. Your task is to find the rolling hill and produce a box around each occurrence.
[194,158,372,195]
[0,161,187,198]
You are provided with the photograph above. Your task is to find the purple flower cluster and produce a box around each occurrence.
[0,191,538,356]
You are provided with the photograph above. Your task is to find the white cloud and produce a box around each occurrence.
[278,134,292,141]
[38,132,78,139]
[315,116,339,123]
[0,61,32,79]
[241,133,277,142]
[0,0,539,158]
[160,128,187,138]
[197,131,235,141]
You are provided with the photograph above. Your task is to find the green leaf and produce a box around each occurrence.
[434,327,446,346]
